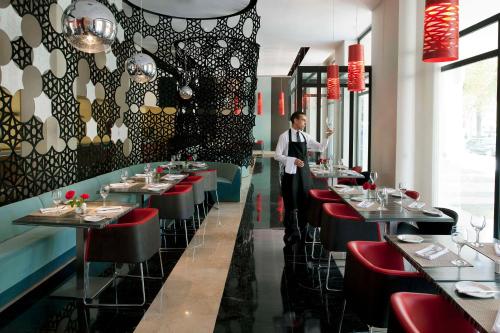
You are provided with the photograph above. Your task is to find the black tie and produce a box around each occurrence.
[296,131,300,142]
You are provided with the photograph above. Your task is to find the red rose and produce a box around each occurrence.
[65,190,75,200]
[80,193,89,200]
[362,182,370,190]
[156,166,164,173]
[370,183,377,190]
[187,156,193,161]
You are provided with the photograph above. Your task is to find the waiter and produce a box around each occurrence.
[275,111,333,243]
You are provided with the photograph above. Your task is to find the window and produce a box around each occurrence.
[437,15,499,236]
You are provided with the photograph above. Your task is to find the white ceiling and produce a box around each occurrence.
[256,0,377,76]
[126,0,252,18]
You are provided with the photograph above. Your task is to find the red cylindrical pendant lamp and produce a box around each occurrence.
[234,96,241,115]
[422,0,459,62]
[348,44,365,92]
[327,64,340,100]
[278,91,285,116]
[257,92,263,115]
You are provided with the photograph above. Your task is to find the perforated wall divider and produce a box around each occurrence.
[0,0,260,206]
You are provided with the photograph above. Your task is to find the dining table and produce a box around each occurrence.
[13,201,136,299]
[385,234,500,333]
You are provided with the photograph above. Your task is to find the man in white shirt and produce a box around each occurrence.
[274,111,333,243]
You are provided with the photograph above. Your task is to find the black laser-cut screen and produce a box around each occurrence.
[0,0,260,207]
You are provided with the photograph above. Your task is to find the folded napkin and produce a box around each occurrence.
[40,206,68,214]
[407,201,426,209]
[456,281,498,294]
[167,174,185,179]
[285,157,297,174]
[493,307,500,333]
[415,244,449,260]
[192,162,207,167]
[135,173,147,177]
[109,183,132,188]
[95,206,122,213]
[145,183,170,190]
[357,201,374,208]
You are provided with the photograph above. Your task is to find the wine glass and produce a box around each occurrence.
[451,228,468,266]
[376,189,385,210]
[144,163,151,175]
[193,153,198,163]
[177,153,182,161]
[120,169,128,183]
[369,171,378,184]
[470,216,486,247]
[52,189,62,211]
[398,182,407,199]
[100,185,110,207]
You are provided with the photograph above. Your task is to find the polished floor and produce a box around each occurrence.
[214,158,368,332]
[0,158,368,332]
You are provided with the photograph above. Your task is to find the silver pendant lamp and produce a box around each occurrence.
[62,0,117,54]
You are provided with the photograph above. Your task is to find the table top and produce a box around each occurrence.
[13,202,136,229]
[330,186,455,223]
[108,182,174,195]
[386,234,500,333]
[310,167,364,179]
[160,162,209,172]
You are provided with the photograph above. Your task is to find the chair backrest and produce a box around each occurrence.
[196,170,217,191]
[416,207,458,235]
[405,190,420,200]
[150,185,195,219]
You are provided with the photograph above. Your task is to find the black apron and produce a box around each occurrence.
[281,129,311,238]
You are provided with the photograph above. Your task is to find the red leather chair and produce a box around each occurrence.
[180,175,204,227]
[320,203,380,290]
[389,292,477,333]
[150,184,195,246]
[342,241,433,329]
[84,208,162,307]
[306,190,342,258]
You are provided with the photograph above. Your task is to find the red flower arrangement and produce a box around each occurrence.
[187,156,193,161]
[362,182,377,190]
[156,166,164,174]
[65,190,89,208]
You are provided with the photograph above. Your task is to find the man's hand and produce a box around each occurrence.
[326,128,334,137]
[294,159,305,168]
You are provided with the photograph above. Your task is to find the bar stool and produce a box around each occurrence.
[320,203,380,291]
[388,292,477,333]
[341,241,432,330]
[149,184,195,246]
[306,189,342,258]
[180,175,204,227]
[192,169,218,211]
[83,208,162,307]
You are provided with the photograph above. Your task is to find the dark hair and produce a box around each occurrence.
[290,111,306,123]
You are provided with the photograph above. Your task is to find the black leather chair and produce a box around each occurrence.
[397,207,458,235]
[84,208,162,307]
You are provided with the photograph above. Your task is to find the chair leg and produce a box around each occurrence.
[192,216,196,230]
[325,251,342,292]
[338,299,346,333]
[202,201,207,217]
[196,205,201,228]
[183,220,189,246]
[159,250,164,278]
[215,190,220,209]
[310,228,318,259]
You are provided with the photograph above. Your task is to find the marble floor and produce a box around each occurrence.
[0,158,369,332]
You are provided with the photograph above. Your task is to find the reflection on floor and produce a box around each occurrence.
[0,219,200,333]
[215,158,368,332]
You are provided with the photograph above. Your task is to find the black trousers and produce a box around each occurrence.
[281,172,309,235]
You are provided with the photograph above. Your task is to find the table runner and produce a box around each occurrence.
[29,206,74,217]
[392,241,473,268]
[453,297,499,333]
[468,243,500,262]
[348,200,387,212]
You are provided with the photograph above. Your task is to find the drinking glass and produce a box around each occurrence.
[171,155,176,163]
[100,185,110,207]
[177,154,182,161]
[193,153,198,162]
[370,171,378,184]
[120,169,128,183]
[451,228,468,266]
[52,189,62,210]
[376,189,385,210]
[470,216,486,247]
[144,163,151,174]
[398,182,407,199]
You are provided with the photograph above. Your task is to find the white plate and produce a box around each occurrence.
[455,281,498,298]
[422,208,443,216]
[397,234,424,243]
[333,184,348,188]
[84,215,106,222]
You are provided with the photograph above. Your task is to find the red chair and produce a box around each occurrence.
[84,208,162,307]
[320,203,380,290]
[342,241,432,329]
[389,292,477,333]
[180,175,204,227]
[306,190,342,258]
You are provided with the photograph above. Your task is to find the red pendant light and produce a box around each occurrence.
[278,91,285,116]
[234,96,241,115]
[422,0,459,62]
[327,64,340,100]
[257,92,263,115]
[348,44,365,92]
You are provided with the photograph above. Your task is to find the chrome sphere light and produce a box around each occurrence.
[62,0,117,54]
[125,53,157,83]
[179,85,193,100]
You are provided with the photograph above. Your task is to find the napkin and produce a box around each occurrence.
[95,206,122,213]
[338,187,354,193]
[109,183,131,188]
[456,281,498,294]
[135,173,147,177]
[145,183,170,190]
[493,307,500,333]
[357,201,374,208]
[415,244,449,260]
[285,157,297,174]
[40,206,68,214]
[408,201,426,209]
[166,174,184,179]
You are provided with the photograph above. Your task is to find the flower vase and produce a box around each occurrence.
[366,190,375,199]
[76,203,87,215]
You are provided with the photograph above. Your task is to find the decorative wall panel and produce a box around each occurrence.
[0,0,260,206]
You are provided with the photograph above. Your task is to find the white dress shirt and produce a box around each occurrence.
[274,128,331,174]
